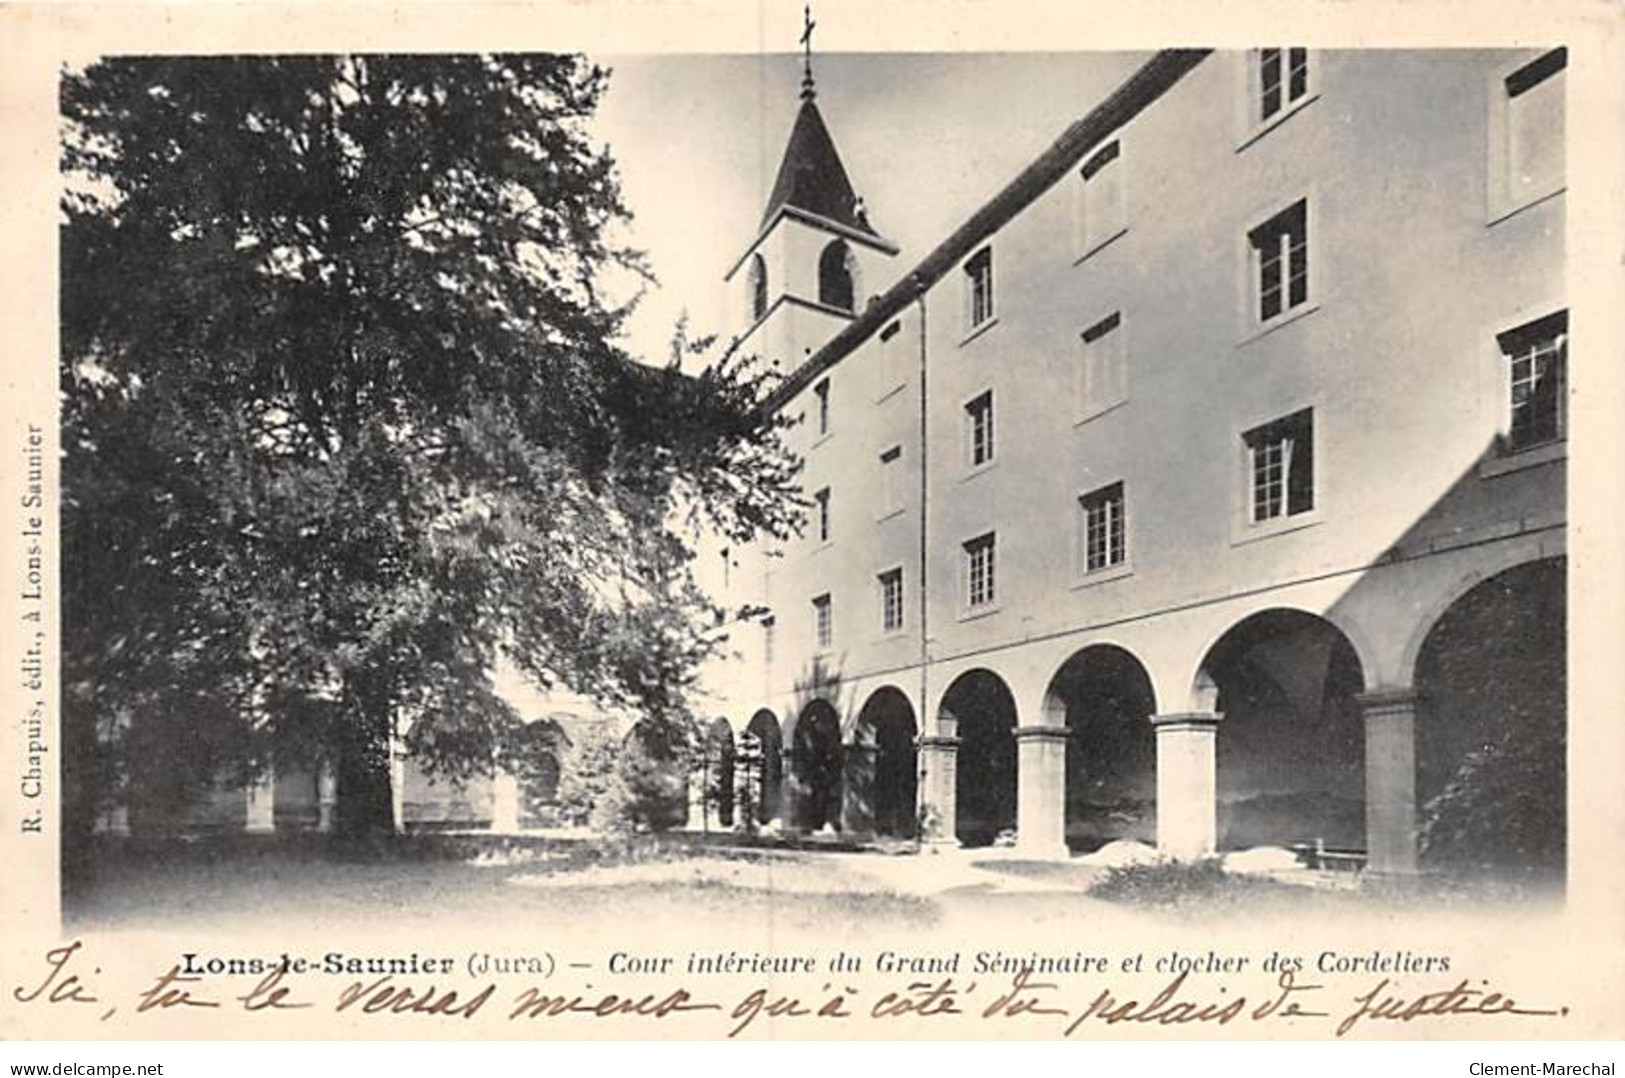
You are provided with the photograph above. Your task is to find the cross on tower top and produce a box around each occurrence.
[799,4,817,100]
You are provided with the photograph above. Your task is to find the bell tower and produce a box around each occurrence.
[725,6,899,369]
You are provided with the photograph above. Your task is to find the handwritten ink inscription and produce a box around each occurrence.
[11,940,1568,1038]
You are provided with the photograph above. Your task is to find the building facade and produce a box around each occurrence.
[698,47,1567,874]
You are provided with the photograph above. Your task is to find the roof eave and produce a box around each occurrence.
[724,205,900,283]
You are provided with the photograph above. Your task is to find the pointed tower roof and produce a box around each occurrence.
[726,9,899,284]
[759,95,887,245]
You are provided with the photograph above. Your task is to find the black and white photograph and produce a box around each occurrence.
[3,0,1623,1054]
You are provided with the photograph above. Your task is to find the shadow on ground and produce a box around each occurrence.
[64,832,939,935]
[65,832,1563,936]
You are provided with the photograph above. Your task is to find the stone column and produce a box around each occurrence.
[778,748,801,831]
[1152,712,1222,860]
[734,755,754,831]
[245,768,276,834]
[491,769,521,833]
[1014,726,1070,860]
[1358,689,1419,875]
[689,757,708,832]
[841,744,877,835]
[389,749,407,835]
[97,754,133,835]
[917,717,960,846]
[316,760,338,834]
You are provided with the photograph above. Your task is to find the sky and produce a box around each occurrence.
[590,49,1147,366]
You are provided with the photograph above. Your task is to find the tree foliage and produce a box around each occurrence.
[1415,560,1566,876]
[61,54,797,838]
[552,722,631,834]
[1419,709,1565,874]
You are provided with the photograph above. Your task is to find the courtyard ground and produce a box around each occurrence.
[65,833,1107,936]
[63,830,1556,940]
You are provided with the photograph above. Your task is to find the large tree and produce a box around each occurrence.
[60,54,796,843]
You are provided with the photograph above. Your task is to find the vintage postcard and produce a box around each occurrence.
[2,0,1623,1045]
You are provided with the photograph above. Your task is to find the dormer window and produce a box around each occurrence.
[819,239,856,312]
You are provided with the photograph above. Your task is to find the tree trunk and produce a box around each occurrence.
[335,697,396,836]
[60,695,104,885]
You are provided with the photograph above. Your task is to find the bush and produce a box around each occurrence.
[1419,706,1565,874]
[1089,858,1298,908]
[619,719,693,831]
[554,718,696,835]
[554,724,633,834]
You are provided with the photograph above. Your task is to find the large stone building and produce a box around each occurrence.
[101,48,1565,873]
[695,47,1567,874]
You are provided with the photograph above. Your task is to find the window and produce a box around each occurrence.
[762,614,775,667]
[814,486,832,543]
[1248,199,1309,324]
[878,320,905,394]
[1078,140,1125,255]
[1494,49,1566,216]
[964,533,997,610]
[819,239,856,312]
[964,246,994,331]
[878,568,904,634]
[965,390,995,468]
[748,253,768,321]
[1079,482,1126,573]
[813,378,831,437]
[1498,310,1567,452]
[879,445,904,517]
[812,594,832,650]
[1257,48,1310,125]
[1079,311,1127,417]
[1244,409,1314,523]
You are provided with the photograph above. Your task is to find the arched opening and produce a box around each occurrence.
[940,669,1017,847]
[620,719,692,832]
[742,709,783,828]
[848,687,918,839]
[1042,645,1157,852]
[511,717,569,828]
[122,694,250,834]
[1197,609,1365,853]
[818,239,857,312]
[748,252,768,321]
[791,700,844,832]
[702,718,736,829]
[1414,557,1565,877]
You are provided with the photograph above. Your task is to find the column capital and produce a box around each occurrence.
[1356,688,1420,716]
[1013,725,1072,743]
[1151,711,1223,731]
[918,734,961,750]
